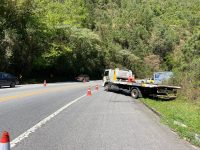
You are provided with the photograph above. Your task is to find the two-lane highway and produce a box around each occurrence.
[0,82,99,143]
[0,82,198,150]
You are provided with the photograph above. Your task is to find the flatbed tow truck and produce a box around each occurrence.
[103,68,181,99]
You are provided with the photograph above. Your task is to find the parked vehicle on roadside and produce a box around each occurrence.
[136,72,174,84]
[0,72,19,88]
[75,74,90,82]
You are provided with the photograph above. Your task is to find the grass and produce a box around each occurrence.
[142,98,200,147]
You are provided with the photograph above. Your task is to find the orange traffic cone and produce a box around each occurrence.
[0,131,10,150]
[87,86,92,96]
[44,80,47,86]
[95,85,99,91]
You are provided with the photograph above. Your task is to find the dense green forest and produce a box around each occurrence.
[0,0,199,102]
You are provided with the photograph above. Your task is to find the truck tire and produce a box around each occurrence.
[131,88,139,99]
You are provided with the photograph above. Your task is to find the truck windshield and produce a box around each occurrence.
[104,71,109,76]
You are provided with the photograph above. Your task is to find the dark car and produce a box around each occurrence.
[75,74,90,82]
[0,72,19,88]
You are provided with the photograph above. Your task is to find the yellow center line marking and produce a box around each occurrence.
[0,84,90,103]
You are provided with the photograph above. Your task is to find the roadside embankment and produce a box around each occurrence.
[142,98,200,147]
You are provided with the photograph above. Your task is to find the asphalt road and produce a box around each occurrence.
[0,81,198,150]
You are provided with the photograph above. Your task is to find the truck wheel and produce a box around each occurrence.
[131,88,139,99]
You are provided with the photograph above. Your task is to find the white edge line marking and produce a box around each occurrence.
[10,94,87,148]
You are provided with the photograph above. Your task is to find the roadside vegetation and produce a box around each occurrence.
[0,0,199,140]
[142,98,200,146]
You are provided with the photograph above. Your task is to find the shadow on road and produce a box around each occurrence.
[0,85,22,89]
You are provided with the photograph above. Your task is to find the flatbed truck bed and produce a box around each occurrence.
[104,81,180,99]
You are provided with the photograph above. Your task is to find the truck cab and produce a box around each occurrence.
[103,68,132,86]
